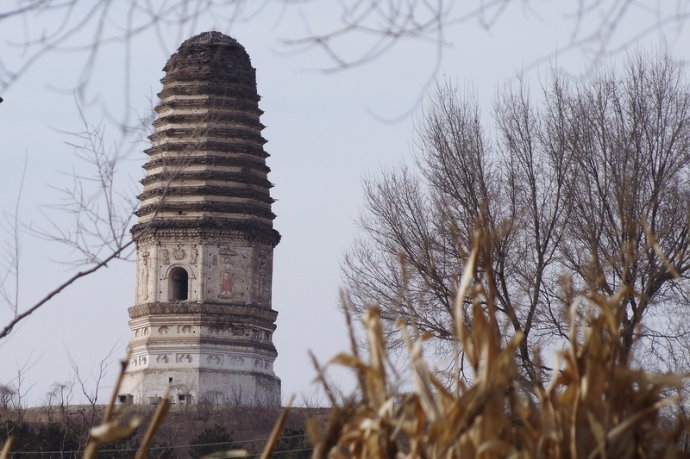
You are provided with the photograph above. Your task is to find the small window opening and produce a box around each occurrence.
[169,267,189,301]
[178,394,186,402]
[168,377,173,383]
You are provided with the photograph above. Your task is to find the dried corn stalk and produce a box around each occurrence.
[312,237,690,458]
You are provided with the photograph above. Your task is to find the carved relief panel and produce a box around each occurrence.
[161,248,170,265]
[205,245,252,302]
[252,248,273,305]
[206,354,223,366]
[136,242,158,304]
[158,244,199,266]
[175,353,193,364]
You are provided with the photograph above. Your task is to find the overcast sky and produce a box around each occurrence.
[1,2,688,406]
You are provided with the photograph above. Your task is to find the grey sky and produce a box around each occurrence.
[1,2,688,406]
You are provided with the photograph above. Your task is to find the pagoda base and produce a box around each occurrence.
[119,367,280,406]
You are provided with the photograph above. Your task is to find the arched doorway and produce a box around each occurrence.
[169,267,189,301]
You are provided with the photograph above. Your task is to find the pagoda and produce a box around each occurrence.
[119,31,281,405]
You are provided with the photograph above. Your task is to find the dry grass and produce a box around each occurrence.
[307,237,690,458]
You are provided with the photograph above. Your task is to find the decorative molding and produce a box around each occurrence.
[173,247,185,260]
[128,302,277,322]
[206,354,223,365]
[176,353,193,364]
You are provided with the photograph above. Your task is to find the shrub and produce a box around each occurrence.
[188,424,239,458]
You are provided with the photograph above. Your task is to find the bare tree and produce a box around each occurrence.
[343,55,690,383]
[562,54,690,364]
[0,105,141,341]
[68,343,118,441]
[0,358,35,425]
[44,380,75,422]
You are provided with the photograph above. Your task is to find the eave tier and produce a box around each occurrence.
[154,98,264,115]
[149,128,266,146]
[142,155,270,173]
[130,218,280,246]
[140,170,272,187]
[144,142,268,158]
[134,201,275,219]
[137,185,274,203]
[152,113,265,131]
[157,82,259,100]
[129,302,278,323]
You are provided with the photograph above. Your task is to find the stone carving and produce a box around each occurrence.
[157,354,169,364]
[130,358,137,368]
[178,325,192,334]
[134,327,149,338]
[254,359,263,368]
[206,354,222,365]
[230,356,244,365]
[173,246,185,260]
[158,326,169,335]
[231,327,243,336]
[254,251,271,303]
[140,251,150,300]
[176,353,192,364]
[218,251,236,299]
[161,248,170,265]
[191,246,198,264]
[264,360,270,369]
[219,269,234,298]
[139,356,147,365]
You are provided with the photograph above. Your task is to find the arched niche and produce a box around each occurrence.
[168,266,189,301]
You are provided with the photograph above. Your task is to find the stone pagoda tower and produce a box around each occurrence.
[119,32,280,406]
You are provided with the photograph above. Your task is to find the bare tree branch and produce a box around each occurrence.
[0,238,134,341]
[344,55,690,383]
[2,0,689,103]
[0,153,27,316]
